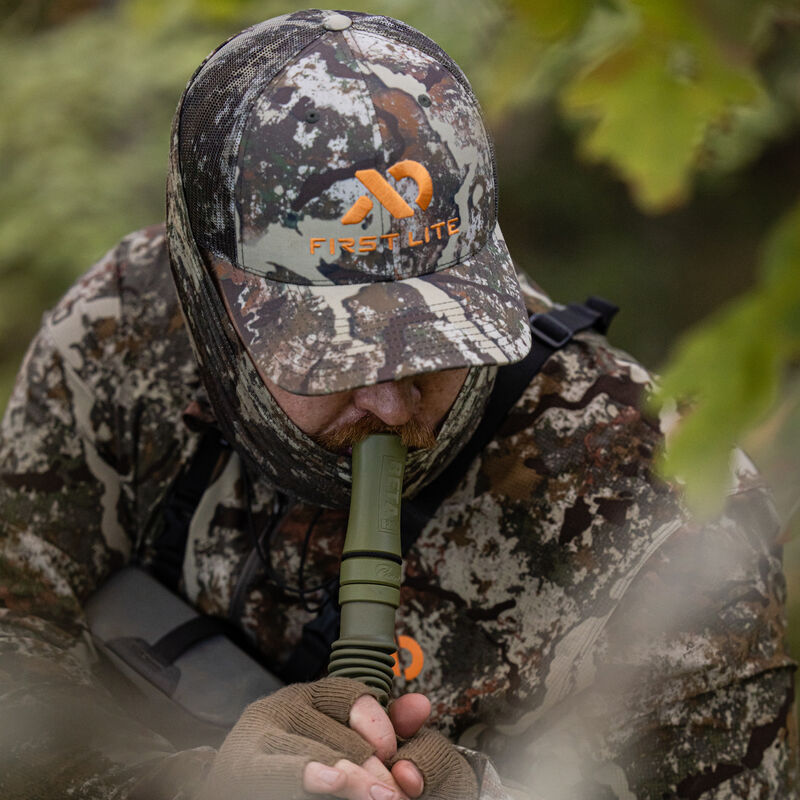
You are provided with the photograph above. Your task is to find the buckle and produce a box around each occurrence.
[529,313,572,349]
[585,296,619,334]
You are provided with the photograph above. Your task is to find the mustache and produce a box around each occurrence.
[315,415,437,453]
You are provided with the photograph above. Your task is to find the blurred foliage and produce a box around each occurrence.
[655,202,800,516]
[0,0,798,524]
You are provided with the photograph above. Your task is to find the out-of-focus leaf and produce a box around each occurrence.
[760,199,800,344]
[479,21,549,117]
[700,99,794,177]
[700,6,800,178]
[0,13,218,283]
[743,377,800,534]
[677,0,782,55]
[124,0,272,29]
[0,5,233,408]
[656,298,780,512]
[508,0,596,40]
[479,2,635,118]
[561,0,764,211]
[655,200,800,514]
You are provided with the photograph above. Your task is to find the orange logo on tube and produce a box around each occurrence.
[392,634,425,681]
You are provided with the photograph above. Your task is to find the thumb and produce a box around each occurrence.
[388,693,431,739]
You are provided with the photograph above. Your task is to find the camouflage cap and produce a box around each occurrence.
[177,9,531,395]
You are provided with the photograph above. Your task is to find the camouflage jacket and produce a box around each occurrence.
[0,225,796,799]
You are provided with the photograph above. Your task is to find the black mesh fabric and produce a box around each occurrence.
[179,12,329,264]
[350,14,473,95]
[177,10,500,265]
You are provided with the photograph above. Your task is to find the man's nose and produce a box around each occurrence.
[352,378,421,427]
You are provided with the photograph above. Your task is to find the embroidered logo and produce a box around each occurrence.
[341,160,433,224]
[307,159,459,256]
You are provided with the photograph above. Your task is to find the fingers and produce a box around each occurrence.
[307,677,378,724]
[304,758,406,800]
[242,684,374,763]
[388,693,431,739]
[206,681,435,800]
[348,692,429,797]
[361,754,408,796]
[349,694,397,762]
[392,728,478,800]
[391,759,424,798]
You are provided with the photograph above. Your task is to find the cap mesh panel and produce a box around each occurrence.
[179,14,327,263]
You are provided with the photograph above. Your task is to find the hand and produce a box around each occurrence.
[343,692,430,798]
[349,691,479,800]
[390,727,479,800]
[199,677,427,800]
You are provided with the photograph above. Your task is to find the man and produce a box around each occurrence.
[0,9,796,799]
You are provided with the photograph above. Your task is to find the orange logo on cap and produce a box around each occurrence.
[341,160,433,224]
[392,634,425,681]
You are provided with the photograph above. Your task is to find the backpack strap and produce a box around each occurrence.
[400,296,617,552]
[275,589,341,683]
[151,426,227,591]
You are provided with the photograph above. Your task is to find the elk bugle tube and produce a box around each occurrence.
[327,433,408,705]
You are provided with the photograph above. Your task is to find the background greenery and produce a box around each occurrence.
[1,0,799,672]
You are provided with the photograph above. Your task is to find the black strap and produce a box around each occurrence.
[152,427,226,591]
[400,296,617,553]
[151,615,227,665]
[105,617,227,699]
[276,591,341,683]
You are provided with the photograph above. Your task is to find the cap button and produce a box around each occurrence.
[323,13,352,31]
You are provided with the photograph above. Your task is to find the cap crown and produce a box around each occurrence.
[178,10,498,287]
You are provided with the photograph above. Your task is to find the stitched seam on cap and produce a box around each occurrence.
[342,27,390,241]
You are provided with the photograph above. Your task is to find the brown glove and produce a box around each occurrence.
[392,728,479,800]
[198,677,376,800]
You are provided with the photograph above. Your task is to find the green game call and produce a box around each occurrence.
[327,433,408,705]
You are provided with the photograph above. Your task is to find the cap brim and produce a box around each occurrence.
[214,225,532,395]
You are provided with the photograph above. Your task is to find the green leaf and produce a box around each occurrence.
[561,0,764,211]
[654,199,800,515]
[507,0,596,40]
[479,2,635,118]
[656,298,780,513]
[760,201,800,346]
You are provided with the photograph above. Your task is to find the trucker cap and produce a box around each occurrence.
[176,9,531,395]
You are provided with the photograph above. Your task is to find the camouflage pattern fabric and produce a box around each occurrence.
[219,24,530,394]
[168,108,500,511]
[173,10,531,397]
[1,225,797,798]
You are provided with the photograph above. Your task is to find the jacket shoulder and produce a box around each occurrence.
[45,224,193,386]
